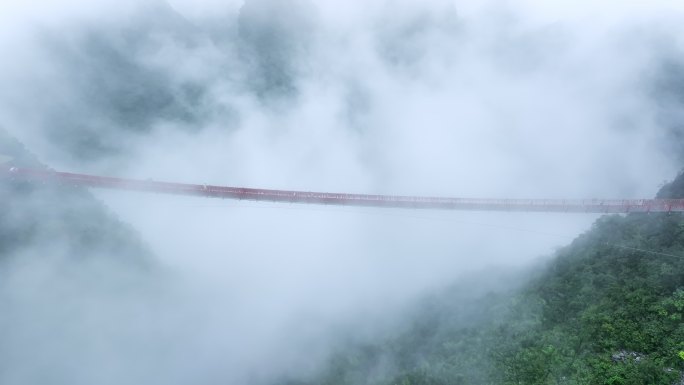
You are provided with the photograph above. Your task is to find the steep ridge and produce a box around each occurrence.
[0,127,152,266]
[0,130,166,385]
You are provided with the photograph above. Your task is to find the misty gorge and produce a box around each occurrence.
[2,1,684,384]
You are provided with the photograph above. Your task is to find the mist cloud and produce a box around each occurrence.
[1,1,684,384]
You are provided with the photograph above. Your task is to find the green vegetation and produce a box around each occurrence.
[3,122,684,384]
[287,173,684,385]
[0,128,152,266]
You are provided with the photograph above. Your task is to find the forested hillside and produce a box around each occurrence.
[286,172,684,385]
[0,128,152,265]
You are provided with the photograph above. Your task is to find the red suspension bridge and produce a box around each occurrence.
[2,166,684,213]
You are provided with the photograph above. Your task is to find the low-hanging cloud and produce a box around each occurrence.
[1,0,684,384]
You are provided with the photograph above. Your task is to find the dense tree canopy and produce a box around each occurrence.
[283,173,684,385]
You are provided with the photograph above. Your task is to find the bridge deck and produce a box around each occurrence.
[2,167,683,213]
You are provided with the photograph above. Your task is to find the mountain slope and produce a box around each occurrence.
[0,127,152,267]
[285,172,684,385]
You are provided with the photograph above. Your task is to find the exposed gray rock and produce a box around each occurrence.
[611,350,646,363]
